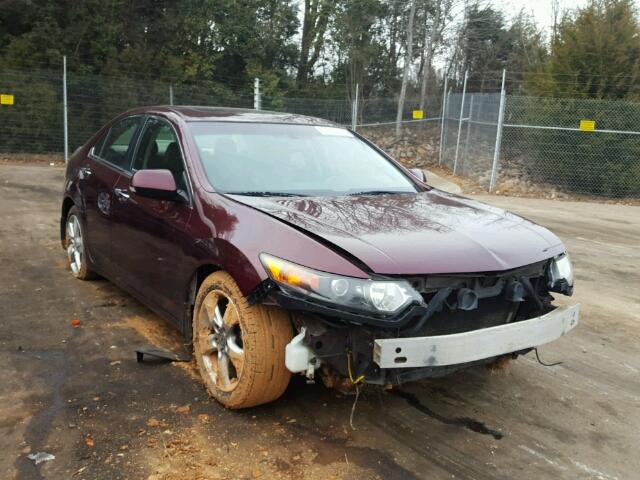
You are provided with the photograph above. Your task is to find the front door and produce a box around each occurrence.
[111,116,196,322]
[81,115,143,273]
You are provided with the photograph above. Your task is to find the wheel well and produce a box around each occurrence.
[60,197,75,248]
[195,264,219,294]
[182,264,220,341]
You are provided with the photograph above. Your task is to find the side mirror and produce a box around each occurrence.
[409,168,426,183]
[131,169,181,202]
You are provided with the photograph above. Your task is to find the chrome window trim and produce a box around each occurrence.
[89,114,146,175]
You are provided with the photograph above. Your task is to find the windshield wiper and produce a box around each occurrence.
[226,191,307,197]
[347,190,408,196]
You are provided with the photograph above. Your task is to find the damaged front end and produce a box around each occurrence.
[254,254,578,387]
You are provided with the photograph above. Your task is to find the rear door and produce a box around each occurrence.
[81,115,143,272]
[111,116,196,321]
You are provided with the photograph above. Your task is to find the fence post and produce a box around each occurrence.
[438,76,448,165]
[462,94,474,174]
[63,55,69,163]
[440,88,451,166]
[489,69,507,192]
[351,83,359,131]
[253,78,261,110]
[169,85,174,105]
[453,69,468,174]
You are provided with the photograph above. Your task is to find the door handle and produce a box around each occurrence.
[114,188,131,201]
[78,166,92,179]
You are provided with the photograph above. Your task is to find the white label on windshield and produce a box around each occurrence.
[314,126,353,137]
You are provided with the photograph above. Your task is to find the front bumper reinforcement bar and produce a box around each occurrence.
[373,304,579,368]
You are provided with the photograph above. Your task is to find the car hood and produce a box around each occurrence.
[228,190,565,275]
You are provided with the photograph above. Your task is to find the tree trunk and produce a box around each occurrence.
[395,0,417,138]
[419,0,442,111]
[296,0,330,89]
[389,1,400,74]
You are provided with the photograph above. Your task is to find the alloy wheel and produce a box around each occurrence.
[66,215,83,275]
[197,291,245,392]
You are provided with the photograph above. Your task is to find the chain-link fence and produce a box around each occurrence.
[440,92,501,185]
[0,65,257,155]
[501,96,640,198]
[1,67,65,153]
[439,91,640,198]
[0,60,444,165]
[2,60,639,198]
[0,63,438,153]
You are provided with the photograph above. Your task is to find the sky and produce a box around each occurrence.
[493,0,589,31]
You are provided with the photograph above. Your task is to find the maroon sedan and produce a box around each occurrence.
[61,106,578,408]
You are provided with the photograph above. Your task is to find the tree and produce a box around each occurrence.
[506,12,549,94]
[395,0,417,136]
[460,4,508,90]
[547,0,640,99]
[418,0,452,109]
[296,0,332,88]
[331,0,390,100]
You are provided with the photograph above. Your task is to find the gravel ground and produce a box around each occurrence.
[1,163,639,480]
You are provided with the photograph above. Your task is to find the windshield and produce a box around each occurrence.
[188,122,417,197]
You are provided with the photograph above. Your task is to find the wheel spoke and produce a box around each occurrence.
[227,340,244,373]
[203,334,217,355]
[74,250,81,268]
[73,218,81,239]
[201,295,218,329]
[197,334,211,358]
[217,351,231,388]
[227,335,243,355]
[222,305,239,327]
[213,305,224,329]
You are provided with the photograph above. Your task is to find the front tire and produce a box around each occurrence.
[193,271,293,409]
[65,207,95,280]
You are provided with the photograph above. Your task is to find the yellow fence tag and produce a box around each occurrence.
[579,119,595,131]
[0,94,14,105]
[412,109,424,120]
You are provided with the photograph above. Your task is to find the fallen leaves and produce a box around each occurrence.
[146,418,160,427]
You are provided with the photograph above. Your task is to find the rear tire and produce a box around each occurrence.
[65,207,96,280]
[193,271,293,409]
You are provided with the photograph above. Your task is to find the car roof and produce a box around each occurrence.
[125,105,341,127]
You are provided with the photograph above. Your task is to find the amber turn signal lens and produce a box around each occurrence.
[261,254,320,290]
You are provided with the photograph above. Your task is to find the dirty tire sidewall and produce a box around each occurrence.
[65,206,95,280]
[193,271,293,409]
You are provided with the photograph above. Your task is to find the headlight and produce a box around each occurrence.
[260,253,423,315]
[549,253,573,288]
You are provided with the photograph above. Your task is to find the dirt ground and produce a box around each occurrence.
[1,163,639,480]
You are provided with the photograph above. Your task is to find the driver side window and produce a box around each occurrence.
[96,116,142,170]
[133,117,188,193]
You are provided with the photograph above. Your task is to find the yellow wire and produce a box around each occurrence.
[347,350,365,384]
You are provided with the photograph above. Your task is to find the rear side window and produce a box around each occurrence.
[96,116,142,170]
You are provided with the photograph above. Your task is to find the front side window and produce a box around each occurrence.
[97,116,142,170]
[188,122,417,197]
[133,117,188,192]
